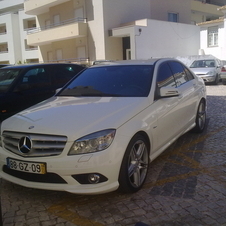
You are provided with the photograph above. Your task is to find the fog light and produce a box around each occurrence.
[88,174,100,184]
[72,173,108,184]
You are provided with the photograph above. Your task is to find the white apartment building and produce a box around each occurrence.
[0,0,38,64]
[24,0,226,64]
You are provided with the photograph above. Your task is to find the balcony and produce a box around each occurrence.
[27,18,87,46]
[191,0,223,17]
[24,0,70,15]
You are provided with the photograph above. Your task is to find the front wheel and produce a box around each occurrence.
[192,99,206,133]
[118,134,149,193]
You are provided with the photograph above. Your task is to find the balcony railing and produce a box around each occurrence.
[27,17,87,35]
[25,47,38,51]
[194,0,226,6]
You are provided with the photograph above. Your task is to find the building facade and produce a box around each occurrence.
[0,0,38,64]
[0,0,225,65]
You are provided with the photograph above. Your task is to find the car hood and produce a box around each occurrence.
[190,67,215,75]
[1,96,150,140]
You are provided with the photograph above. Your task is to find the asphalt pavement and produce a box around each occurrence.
[1,84,226,226]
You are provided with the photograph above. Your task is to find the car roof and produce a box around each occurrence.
[0,63,83,70]
[91,58,175,67]
[193,59,215,61]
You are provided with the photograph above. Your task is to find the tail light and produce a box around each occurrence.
[222,67,226,72]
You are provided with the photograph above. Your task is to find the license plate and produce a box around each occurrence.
[7,158,46,174]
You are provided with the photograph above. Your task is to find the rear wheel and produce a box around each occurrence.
[213,74,219,85]
[222,79,226,85]
[192,99,206,133]
[118,134,149,193]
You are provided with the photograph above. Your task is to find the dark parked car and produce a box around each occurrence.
[0,63,85,121]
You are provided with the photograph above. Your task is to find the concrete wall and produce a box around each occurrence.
[86,0,105,61]
[135,19,200,59]
[18,10,38,63]
[0,13,22,64]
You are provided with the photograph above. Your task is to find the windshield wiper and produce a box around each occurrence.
[59,86,104,96]
[58,86,124,97]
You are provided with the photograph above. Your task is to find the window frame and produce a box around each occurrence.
[208,26,218,47]
[168,12,179,22]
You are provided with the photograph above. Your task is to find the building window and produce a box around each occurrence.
[168,12,178,22]
[208,26,218,47]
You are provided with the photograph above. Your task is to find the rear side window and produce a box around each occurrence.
[184,67,194,80]
[0,69,20,93]
[168,61,192,87]
[156,62,176,88]
[15,67,51,91]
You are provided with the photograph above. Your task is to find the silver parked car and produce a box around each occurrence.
[189,58,221,85]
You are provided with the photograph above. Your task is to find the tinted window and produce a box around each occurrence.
[184,67,194,81]
[59,65,153,97]
[53,65,80,86]
[0,69,20,93]
[156,63,176,88]
[14,67,51,91]
[168,61,189,87]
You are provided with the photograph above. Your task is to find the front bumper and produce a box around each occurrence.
[0,136,127,194]
[197,75,216,83]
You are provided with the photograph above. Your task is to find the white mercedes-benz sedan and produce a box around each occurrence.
[0,59,207,195]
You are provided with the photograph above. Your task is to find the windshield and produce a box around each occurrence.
[190,60,216,68]
[58,65,153,97]
[0,69,20,93]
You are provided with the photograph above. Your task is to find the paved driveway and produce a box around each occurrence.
[1,84,226,226]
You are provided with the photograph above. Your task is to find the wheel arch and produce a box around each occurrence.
[131,131,151,154]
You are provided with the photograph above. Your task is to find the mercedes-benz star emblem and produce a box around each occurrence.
[18,136,32,154]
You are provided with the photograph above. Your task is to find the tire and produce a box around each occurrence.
[222,79,226,85]
[192,99,206,133]
[118,134,149,193]
[213,74,219,85]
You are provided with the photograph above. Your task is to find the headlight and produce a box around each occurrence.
[68,129,116,155]
[207,71,214,76]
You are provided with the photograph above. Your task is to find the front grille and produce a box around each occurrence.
[2,131,67,157]
[3,165,67,184]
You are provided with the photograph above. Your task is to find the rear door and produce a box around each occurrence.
[168,61,198,131]
[151,61,181,152]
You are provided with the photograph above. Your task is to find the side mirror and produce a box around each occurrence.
[160,86,179,97]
